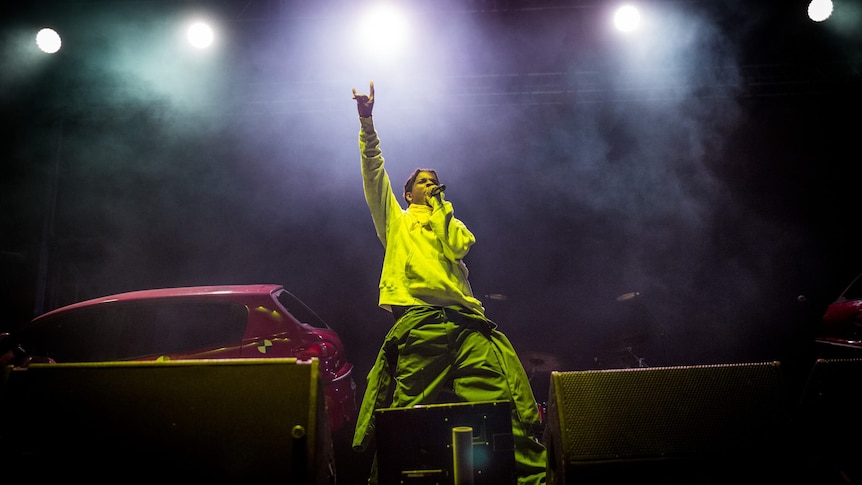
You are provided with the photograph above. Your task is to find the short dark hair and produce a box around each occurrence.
[403,168,439,203]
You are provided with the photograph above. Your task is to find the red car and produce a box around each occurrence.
[816,273,862,357]
[0,284,357,433]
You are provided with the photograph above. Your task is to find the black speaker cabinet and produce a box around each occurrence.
[375,400,516,485]
[798,357,862,481]
[0,358,331,483]
[800,357,862,427]
[545,361,788,485]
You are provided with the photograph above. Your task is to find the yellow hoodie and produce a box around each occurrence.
[359,116,484,316]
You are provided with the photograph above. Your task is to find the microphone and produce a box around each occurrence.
[430,184,446,197]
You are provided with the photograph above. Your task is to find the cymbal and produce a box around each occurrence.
[520,350,563,372]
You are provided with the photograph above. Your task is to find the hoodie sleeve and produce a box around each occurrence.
[428,195,476,262]
[359,116,403,247]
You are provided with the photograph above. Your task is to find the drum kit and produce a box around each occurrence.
[595,290,660,369]
[596,332,651,368]
[521,350,565,376]
[520,330,653,378]
[518,291,667,375]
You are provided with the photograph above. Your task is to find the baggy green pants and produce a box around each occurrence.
[352,306,547,484]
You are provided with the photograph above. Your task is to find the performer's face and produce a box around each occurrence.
[405,171,440,206]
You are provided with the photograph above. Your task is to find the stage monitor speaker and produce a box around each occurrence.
[545,361,788,485]
[375,400,516,485]
[0,358,331,484]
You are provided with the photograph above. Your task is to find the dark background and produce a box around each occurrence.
[2,0,860,424]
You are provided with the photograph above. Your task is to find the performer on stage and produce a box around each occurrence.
[350,81,547,485]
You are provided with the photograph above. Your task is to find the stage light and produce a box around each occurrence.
[35,28,62,54]
[808,0,833,22]
[187,21,214,49]
[357,3,411,60]
[614,4,641,33]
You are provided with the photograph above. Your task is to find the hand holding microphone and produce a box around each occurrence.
[429,184,446,197]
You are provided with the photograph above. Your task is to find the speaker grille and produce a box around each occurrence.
[0,358,330,483]
[548,361,784,463]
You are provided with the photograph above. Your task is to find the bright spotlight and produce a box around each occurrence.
[358,4,410,60]
[808,0,833,22]
[614,5,641,32]
[187,21,214,49]
[35,28,62,54]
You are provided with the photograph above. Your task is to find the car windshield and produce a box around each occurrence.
[276,290,330,329]
[840,274,862,301]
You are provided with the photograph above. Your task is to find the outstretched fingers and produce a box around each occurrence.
[352,81,375,117]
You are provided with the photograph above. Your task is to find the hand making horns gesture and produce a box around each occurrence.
[352,81,374,117]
